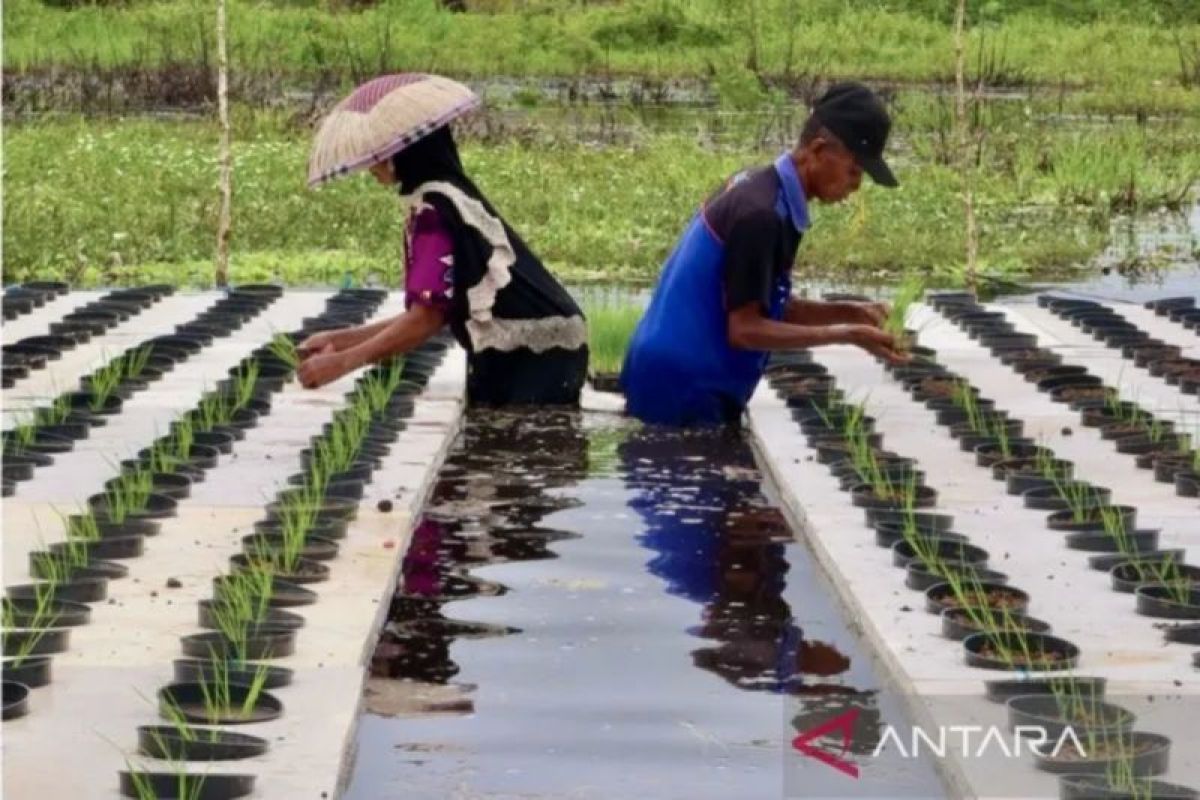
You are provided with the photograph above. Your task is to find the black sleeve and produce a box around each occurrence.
[722,210,782,313]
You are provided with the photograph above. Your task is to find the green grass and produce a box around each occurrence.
[5,0,1199,95]
[5,106,1197,287]
[586,303,642,375]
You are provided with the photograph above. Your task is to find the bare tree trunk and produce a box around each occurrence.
[954,0,978,292]
[215,0,232,288]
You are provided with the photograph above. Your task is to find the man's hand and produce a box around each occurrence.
[852,301,889,329]
[843,325,910,365]
[297,330,341,360]
[298,350,357,389]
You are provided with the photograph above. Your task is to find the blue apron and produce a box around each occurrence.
[620,214,791,426]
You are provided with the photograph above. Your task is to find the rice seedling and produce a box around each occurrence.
[170,416,195,462]
[883,274,925,350]
[1053,475,1101,525]
[122,345,154,382]
[1144,555,1195,606]
[1033,440,1065,480]
[63,510,102,543]
[86,356,125,411]
[230,361,261,411]
[213,569,274,624]
[105,466,154,520]
[30,540,90,584]
[987,413,1015,459]
[951,380,983,431]
[195,652,271,723]
[7,422,39,450]
[586,303,642,376]
[1098,506,1137,556]
[193,392,232,433]
[34,395,74,427]
[123,757,206,800]
[268,333,300,370]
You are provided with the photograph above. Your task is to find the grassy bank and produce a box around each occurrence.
[4,104,1196,288]
[5,0,1199,104]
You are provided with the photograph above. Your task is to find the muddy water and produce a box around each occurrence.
[344,410,944,799]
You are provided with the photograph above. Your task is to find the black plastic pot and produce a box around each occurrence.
[1111,560,1200,593]
[874,524,966,550]
[49,535,143,561]
[29,553,128,581]
[180,627,297,660]
[1090,549,1184,572]
[1058,775,1197,800]
[837,465,924,492]
[999,466,1075,496]
[985,676,1106,704]
[67,513,160,539]
[173,658,293,690]
[850,483,937,510]
[145,334,204,356]
[1162,623,1200,645]
[1033,732,1170,776]
[974,441,1048,468]
[982,333,1040,351]
[1023,483,1112,512]
[7,578,107,604]
[1130,343,1183,367]
[0,627,71,656]
[1114,434,1188,456]
[253,517,349,541]
[941,607,1049,641]
[1176,472,1200,497]
[1025,365,1091,384]
[136,443,221,472]
[197,600,304,631]
[211,575,316,608]
[962,631,1080,671]
[158,681,283,725]
[865,509,954,534]
[893,538,988,569]
[137,725,270,762]
[1008,694,1135,741]
[87,491,178,521]
[2,681,30,720]
[1,655,51,688]
[118,769,255,799]
[1037,371,1102,392]
[241,532,339,562]
[63,391,122,416]
[1145,296,1195,315]
[104,472,192,501]
[906,561,1008,592]
[925,581,1029,615]
[2,429,74,454]
[265,494,357,524]
[949,416,1023,442]
[1046,505,1137,533]
[2,597,91,628]
[228,554,330,585]
[1135,584,1200,619]
[1066,528,1160,554]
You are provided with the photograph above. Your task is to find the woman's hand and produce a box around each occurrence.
[297,330,342,359]
[298,350,357,389]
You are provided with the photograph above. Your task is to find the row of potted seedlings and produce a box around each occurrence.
[769,342,1195,795]
[2,285,303,722]
[3,280,71,321]
[1037,294,1200,396]
[2,283,172,389]
[923,293,1200,629]
[2,288,389,713]
[927,293,1200,501]
[1143,296,1200,337]
[119,310,448,797]
[1,285,284,497]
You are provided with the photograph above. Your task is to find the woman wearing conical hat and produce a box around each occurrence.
[300,74,587,407]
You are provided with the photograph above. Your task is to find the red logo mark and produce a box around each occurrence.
[791,708,861,779]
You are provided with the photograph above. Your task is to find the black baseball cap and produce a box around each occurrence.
[811,82,898,188]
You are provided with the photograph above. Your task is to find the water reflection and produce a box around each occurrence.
[369,409,588,688]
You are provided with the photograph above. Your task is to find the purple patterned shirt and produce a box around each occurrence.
[404,206,455,313]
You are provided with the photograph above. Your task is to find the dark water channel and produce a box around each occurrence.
[344,410,944,799]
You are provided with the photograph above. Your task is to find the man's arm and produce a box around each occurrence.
[298,305,446,388]
[784,297,887,328]
[727,302,907,363]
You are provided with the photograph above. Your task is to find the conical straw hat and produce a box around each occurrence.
[307,73,480,188]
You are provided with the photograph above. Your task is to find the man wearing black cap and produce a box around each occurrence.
[620,82,908,427]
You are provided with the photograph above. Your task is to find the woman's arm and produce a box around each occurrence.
[298,305,446,388]
[297,316,401,357]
